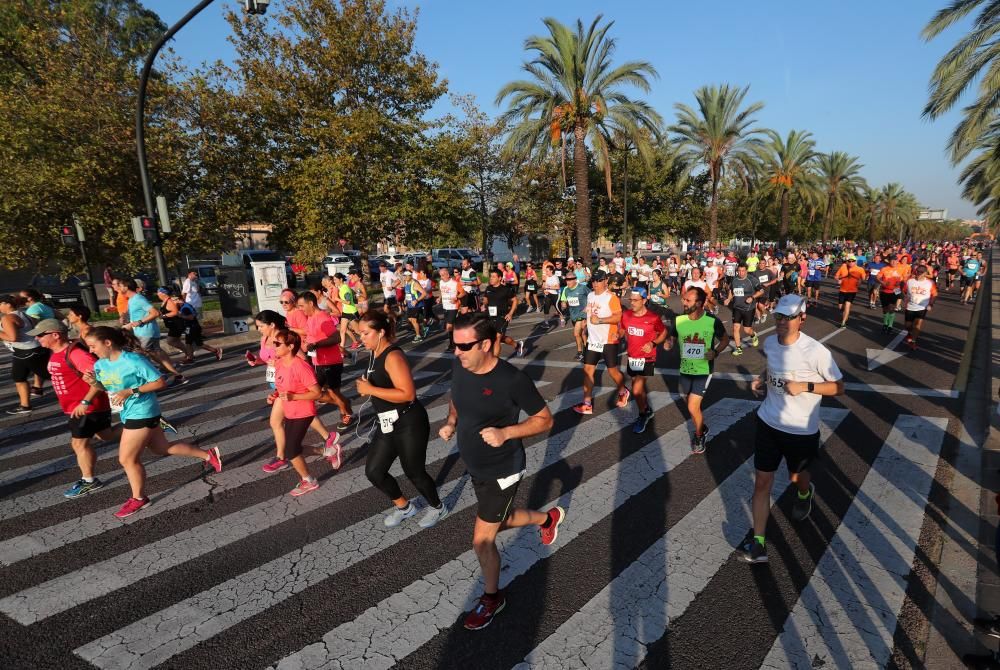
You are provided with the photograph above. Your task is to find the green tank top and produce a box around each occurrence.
[674,313,719,376]
[339,284,358,314]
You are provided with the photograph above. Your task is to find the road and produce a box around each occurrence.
[0,271,982,669]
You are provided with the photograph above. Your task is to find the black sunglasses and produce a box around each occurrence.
[279,300,294,305]
[453,338,487,351]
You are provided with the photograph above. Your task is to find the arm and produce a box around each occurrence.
[0,315,16,342]
[356,350,415,404]
[506,294,518,321]
[283,383,322,402]
[480,405,553,448]
[784,378,846,397]
[438,399,458,440]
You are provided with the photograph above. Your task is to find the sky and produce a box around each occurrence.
[144,0,980,219]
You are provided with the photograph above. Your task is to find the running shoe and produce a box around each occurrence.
[412,336,424,343]
[173,374,190,386]
[974,615,1000,639]
[114,496,150,519]
[540,506,566,546]
[840,321,847,328]
[205,446,223,474]
[574,352,584,362]
[791,482,815,521]
[691,425,708,454]
[383,502,417,527]
[215,348,224,361]
[349,341,361,351]
[616,388,631,408]
[290,478,319,497]
[159,417,178,434]
[632,409,653,434]
[741,536,768,564]
[325,441,342,470]
[750,333,759,347]
[29,386,44,397]
[559,318,566,328]
[335,415,354,432]
[262,457,290,473]
[5,405,31,415]
[572,401,593,415]
[759,312,768,324]
[516,340,525,357]
[64,478,104,499]
[418,504,449,528]
[909,340,918,351]
[463,592,506,630]
[731,346,744,357]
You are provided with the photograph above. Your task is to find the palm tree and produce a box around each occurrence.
[671,84,765,245]
[880,183,919,243]
[756,129,818,244]
[816,151,864,245]
[861,186,883,245]
[922,0,1000,162]
[496,16,662,262]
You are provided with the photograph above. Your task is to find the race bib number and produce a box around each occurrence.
[733,288,744,297]
[567,297,580,307]
[767,370,792,395]
[488,306,498,317]
[870,269,879,276]
[265,366,276,384]
[307,349,317,358]
[682,342,706,359]
[109,394,124,414]
[378,409,399,433]
[669,272,678,277]
[726,267,735,276]
[626,326,645,337]
[893,288,901,295]
[496,470,526,490]
[628,356,647,372]
[588,340,605,353]
[758,274,769,283]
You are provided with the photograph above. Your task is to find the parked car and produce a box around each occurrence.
[322,254,353,277]
[28,273,86,308]
[431,248,483,272]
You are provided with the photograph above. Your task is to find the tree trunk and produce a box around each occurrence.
[867,212,876,245]
[778,189,790,245]
[573,123,591,263]
[822,191,834,246]
[709,163,719,246]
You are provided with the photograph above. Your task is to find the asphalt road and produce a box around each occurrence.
[0,270,981,670]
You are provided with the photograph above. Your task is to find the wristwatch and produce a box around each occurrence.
[807,382,815,393]
[131,387,141,395]
[79,400,91,406]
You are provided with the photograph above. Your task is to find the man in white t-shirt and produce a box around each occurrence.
[181,271,202,311]
[573,270,627,415]
[437,267,464,352]
[743,294,844,564]
[378,262,399,316]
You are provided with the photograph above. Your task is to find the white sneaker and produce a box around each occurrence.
[516,340,525,357]
[418,504,449,528]
[384,503,417,527]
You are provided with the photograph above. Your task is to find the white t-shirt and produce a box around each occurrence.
[905,278,935,311]
[758,332,843,435]
[612,257,625,274]
[439,278,460,311]
[703,265,720,289]
[182,278,202,309]
[636,264,654,283]
[379,270,397,298]
[585,290,622,346]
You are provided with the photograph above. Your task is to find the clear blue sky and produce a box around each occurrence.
[145,0,978,219]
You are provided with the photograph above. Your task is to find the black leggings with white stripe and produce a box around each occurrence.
[365,402,441,507]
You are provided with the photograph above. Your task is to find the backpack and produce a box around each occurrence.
[63,340,96,378]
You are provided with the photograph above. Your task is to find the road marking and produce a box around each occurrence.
[263,399,760,670]
[72,391,698,669]
[759,414,948,670]
[818,326,846,344]
[516,408,850,669]
[866,329,909,371]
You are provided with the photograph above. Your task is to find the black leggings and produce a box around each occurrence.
[543,293,563,316]
[365,403,441,507]
[283,416,313,459]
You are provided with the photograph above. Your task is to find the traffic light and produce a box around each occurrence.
[140,216,160,244]
[60,223,78,247]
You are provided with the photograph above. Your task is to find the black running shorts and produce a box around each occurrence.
[753,414,819,473]
[68,411,113,439]
[583,342,620,367]
[838,291,856,304]
[732,309,755,327]
[473,474,520,523]
[904,309,926,323]
[315,363,344,390]
[879,292,899,308]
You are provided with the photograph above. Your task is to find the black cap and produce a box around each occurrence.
[591,269,608,281]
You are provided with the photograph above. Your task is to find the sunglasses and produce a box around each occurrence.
[773,313,802,322]
[274,341,289,347]
[453,338,487,351]
[279,300,294,305]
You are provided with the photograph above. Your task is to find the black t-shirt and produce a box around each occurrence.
[781,263,798,288]
[451,358,547,479]
[729,275,761,311]
[484,284,515,318]
[608,272,626,294]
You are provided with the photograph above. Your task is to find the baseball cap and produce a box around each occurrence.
[846,254,857,261]
[565,273,578,281]
[630,287,648,298]
[403,270,412,276]
[591,269,608,281]
[26,318,68,336]
[774,294,807,318]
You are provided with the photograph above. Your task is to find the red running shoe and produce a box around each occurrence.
[114,497,150,519]
[463,592,507,630]
[540,506,566,546]
[205,446,222,473]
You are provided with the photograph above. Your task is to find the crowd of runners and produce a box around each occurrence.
[0,238,991,630]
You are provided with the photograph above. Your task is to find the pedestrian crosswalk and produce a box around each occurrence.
[0,351,954,669]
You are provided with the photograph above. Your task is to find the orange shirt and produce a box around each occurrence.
[897,263,911,281]
[834,265,866,293]
[115,292,129,316]
[876,266,904,293]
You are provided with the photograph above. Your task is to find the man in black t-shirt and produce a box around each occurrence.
[440,312,561,631]
[481,268,524,357]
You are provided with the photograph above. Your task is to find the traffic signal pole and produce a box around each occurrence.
[135,0,215,287]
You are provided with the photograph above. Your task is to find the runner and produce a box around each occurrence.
[459,258,481,314]
[754,260,777,324]
[348,268,369,319]
[621,288,667,433]
[805,249,827,307]
[945,248,960,291]
[121,279,186,385]
[647,269,670,316]
[355,311,448,528]
[177,296,222,362]
[298,291,353,436]
[833,255,866,328]
[540,264,564,327]
[865,252,886,309]
[725,262,763,356]
[29,318,120,498]
[439,312,560,630]
[20,288,59,321]
[961,250,984,305]
[265,329,323,496]
[559,272,591,362]
[903,265,938,351]
[523,262,540,313]
[437,266,465,352]
[331,273,361,350]
[378,262,400,317]
[667,286,729,453]
[0,294,50,414]
[180,270,203,316]
[573,270,628,415]
[82,326,221,518]
[156,287,195,363]
[66,304,95,341]
[481,268,524,357]
[875,255,905,333]
[742,294,845,564]
[403,270,430,342]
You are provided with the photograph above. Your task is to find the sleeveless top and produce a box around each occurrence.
[368,344,418,414]
[5,310,40,350]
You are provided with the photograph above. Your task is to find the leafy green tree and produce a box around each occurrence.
[816,151,865,245]
[879,182,919,243]
[671,84,765,245]
[755,129,818,244]
[496,15,661,262]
